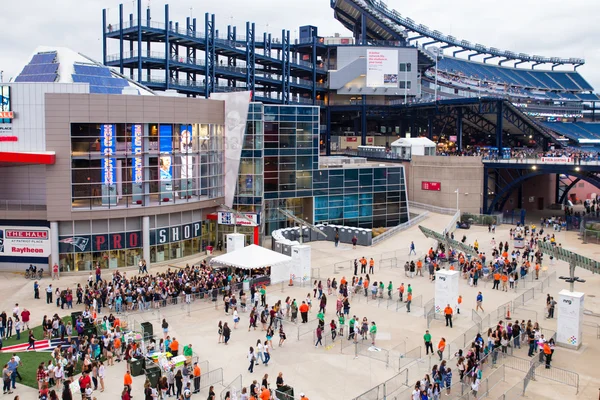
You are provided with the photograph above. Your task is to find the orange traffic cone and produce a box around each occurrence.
[505,305,512,320]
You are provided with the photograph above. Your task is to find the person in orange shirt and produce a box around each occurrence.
[363,279,369,298]
[369,258,375,274]
[299,301,309,323]
[340,276,347,286]
[501,273,508,292]
[492,272,501,290]
[259,385,271,400]
[535,263,540,280]
[416,260,423,276]
[193,362,201,393]
[299,394,309,400]
[170,337,179,356]
[437,337,446,361]
[114,336,122,361]
[123,370,133,397]
[444,304,453,328]
[457,295,462,314]
[360,257,367,274]
[406,292,412,313]
[398,283,405,302]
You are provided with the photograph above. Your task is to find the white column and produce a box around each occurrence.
[50,221,59,268]
[435,270,459,315]
[142,216,150,265]
[226,233,245,253]
[557,290,584,350]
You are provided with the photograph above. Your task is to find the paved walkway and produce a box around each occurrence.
[1,212,599,399]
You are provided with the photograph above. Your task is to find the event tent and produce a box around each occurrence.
[209,244,293,283]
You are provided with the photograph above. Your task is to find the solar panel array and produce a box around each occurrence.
[14,51,59,83]
[72,64,133,94]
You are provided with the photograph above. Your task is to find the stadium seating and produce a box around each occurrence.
[541,122,600,141]
[14,51,59,83]
[436,57,593,92]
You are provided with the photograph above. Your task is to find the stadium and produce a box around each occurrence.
[0,0,599,271]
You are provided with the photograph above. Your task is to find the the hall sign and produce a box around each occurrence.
[0,226,51,257]
[540,157,572,164]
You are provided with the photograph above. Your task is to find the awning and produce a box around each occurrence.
[209,244,292,270]
[0,151,56,165]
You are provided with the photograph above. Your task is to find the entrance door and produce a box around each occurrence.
[537,197,544,210]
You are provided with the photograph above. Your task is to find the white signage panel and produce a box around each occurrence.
[0,226,51,257]
[366,49,399,88]
[557,290,584,349]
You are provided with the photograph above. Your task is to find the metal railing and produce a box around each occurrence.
[0,200,47,211]
[352,368,409,400]
[534,362,580,393]
[296,318,318,340]
[371,212,430,245]
[583,321,600,339]
[398,346,421,370]
[482,154,600,166]
[408,201,458,215]
[220,374,242,400]
[200,368,224,390]
[496,380,526,399]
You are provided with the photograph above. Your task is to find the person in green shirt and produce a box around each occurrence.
[369,322,377,345]
[317,311,325,323]
[387,281,393,299]
[183,343,193,357]
[260,287,267,307]
[407,284,413,295]
[338,315,345,337]
[423,330,433,355]
[349,317,356,341]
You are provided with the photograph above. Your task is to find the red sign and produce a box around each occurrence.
[367,137,374,143]
[0,136,17,142]
[346,137,358,142]
[422,181,441,191]
[0,111,14,119]
[6,230,49,239]
[449,135,457,142]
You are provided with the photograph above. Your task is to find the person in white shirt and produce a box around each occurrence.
[54,364,64,391]
[12,304,19,318]
[98,361,105,392]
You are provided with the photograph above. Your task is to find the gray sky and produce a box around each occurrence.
[1,0,599,90]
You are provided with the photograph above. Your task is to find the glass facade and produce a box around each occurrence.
[233,103,409,237]
[57,210,213,271]
[70,123,224,210]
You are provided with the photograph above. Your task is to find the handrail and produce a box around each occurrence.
[408,201,458,215]
[372,212,430,245]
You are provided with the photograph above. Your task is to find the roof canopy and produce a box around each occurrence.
[209,244,292,270]
[391,137,436,147]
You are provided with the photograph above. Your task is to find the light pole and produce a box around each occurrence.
[455,188,459,212]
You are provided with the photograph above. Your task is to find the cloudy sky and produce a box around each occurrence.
[2,0,599,90]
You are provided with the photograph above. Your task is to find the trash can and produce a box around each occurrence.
[129,358,144,377]
[71,311,83,326]
[141,321,153,339]
[206,246,213,255]
[145,364,161,387]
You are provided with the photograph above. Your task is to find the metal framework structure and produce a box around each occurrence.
[418,225,479,257]
[537,241,598,292]
[483,163,600,214]
[277,208,326,244]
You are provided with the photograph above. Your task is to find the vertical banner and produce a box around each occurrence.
[159,125,173,201]
[179,124,194,199]
[101,124,117,206]
[210,91,252,207]
[366,49,399,88]
[131,124,144,203]
[557,290,584,349]
[434,270,459,314]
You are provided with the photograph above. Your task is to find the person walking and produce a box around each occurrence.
[123,370,132,398]
[315,325,323,347]
[424,330,434,355]
[444,304,453,328]
[369,258,375,274]
[299,301,309,323]
[46,284,53,304]
[409,241,416,256]
[334,231,340,247]
[457,295,462,315]
[247,347,256,373]
[406,292,412,313]
[52,263,59,280]
[353,259,358,276]
[476,292,484,312]
[351,235,357,249]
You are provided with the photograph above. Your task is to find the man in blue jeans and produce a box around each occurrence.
[409,241,416,256]
[527,330,536,357]
[7,357,18,390]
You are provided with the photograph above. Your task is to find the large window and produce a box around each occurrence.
[71,123,225,210]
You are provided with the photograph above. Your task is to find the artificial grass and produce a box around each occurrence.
[1,316,72,347]
[0,351,81,390]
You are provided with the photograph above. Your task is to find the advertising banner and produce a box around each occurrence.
[179,124,194,198]
[366,49,399,88]
[434,270,459,314]
[540,157,572,164]
[422,181,441,191]
[217,211,259,226]
[101,124,117,205]
[0,226,51,257]
[131,124,144,202]
[159,125,173,200]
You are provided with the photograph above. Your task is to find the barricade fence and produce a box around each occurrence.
[398,346,421,370]
[372,211,430,245]
[200,368,224,390]
[220,374,242,400]
[583,321,600,339]
[297,319,318,340]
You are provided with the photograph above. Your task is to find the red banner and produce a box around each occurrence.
[422,181,441,191]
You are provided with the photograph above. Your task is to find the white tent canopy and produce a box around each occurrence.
[390,137,436,157]
[209,244,292,270]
